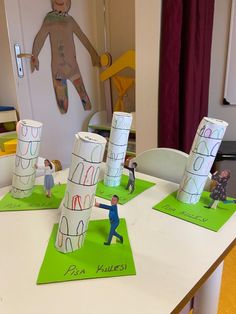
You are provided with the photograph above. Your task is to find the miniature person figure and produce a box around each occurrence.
[35,159,54,197]
[205,170,233,208]
[124,162,137,194]
[31,0,100,114]
[95,195,123,246]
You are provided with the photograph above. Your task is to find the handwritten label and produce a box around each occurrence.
[160,204,209,223]
[64,265,86,277]
[2,200,59,210]
[3,202,22,209]
[180,211,208,223]
[96,264,127,273]
[162,204,176,212]
[64,263,128,278]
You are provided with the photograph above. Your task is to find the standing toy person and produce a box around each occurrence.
[31,0,100,114]
[95,195,123,246]
[124,162,137,194]
[35,159,54,198]
[205,170,232,208]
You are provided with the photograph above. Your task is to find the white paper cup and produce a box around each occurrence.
[177,117,228,204]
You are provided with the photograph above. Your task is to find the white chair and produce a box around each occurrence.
[132,147,211,189]
[0,154,15,188]
[132,148,189,183]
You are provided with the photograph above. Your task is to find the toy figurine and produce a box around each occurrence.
[95,195,123,246]
[205,170,234,208]
[35,159,54,197]
[124,162,137,194]
[31,0,100,114]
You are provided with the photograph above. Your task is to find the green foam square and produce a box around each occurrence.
[96,174,155,204]
[0,184,66,211]
[37,218,136,284]
[153,191,236,231]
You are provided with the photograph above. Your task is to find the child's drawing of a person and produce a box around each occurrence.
[31,0,100,113]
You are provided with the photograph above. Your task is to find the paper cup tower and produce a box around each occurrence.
[55,132,106,253]
[177,117,228,204]
[11,119,43,198]
[104,112,132,187]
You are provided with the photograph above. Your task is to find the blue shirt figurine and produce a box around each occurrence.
[95,195,123,246]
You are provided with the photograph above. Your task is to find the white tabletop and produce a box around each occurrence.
[0,168,235,314]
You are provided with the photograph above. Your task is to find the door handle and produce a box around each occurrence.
[14,44,33,78]
[14,44,24,78]
[17,53,33,59]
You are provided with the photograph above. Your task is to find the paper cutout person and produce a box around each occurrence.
[124,162,137,193]
[205,170,235,208]
[35,159,54,197]
[95,195,123,245]
[31,0,100,114]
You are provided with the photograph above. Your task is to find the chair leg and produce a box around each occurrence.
[193,262,224,314]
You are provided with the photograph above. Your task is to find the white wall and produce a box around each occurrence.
[208,0,236,140]
[0,1,17,108]
[94,0,106,112]
[108,0,135,60]
[135,0,161,153]
[86,0,136,113]
[106,0,135,112]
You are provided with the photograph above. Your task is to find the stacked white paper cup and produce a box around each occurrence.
[55,132,106,253]
[104,112,132,187]
[177,117,228,204]
[11,119,43,198]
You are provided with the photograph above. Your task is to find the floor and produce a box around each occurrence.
[218,245,236,313]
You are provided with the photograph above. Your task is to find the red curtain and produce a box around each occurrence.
[158,0,215,153]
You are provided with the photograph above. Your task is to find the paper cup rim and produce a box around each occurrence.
[19,119,43,128]
[113,112,132,118]
[76,132,107,144]
[203,117,228,127]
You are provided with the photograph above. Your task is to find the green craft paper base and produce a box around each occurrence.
[96,175,155,204]
[37,218,136,284]
[153,191,236,232]
[0,184,66,212]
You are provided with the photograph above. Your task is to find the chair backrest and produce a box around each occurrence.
[0,154,15,188]
[133,148,188,184]
[132,148,212,190]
